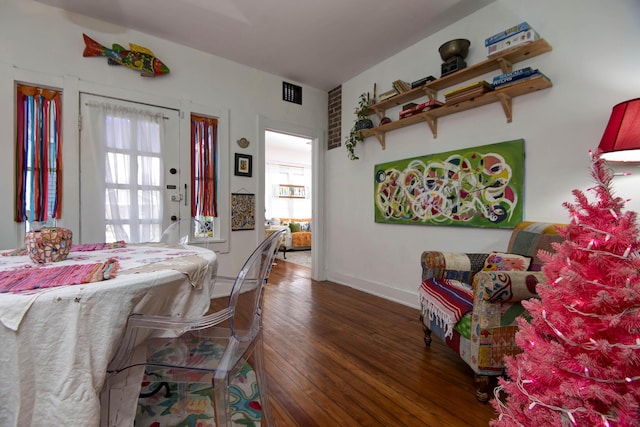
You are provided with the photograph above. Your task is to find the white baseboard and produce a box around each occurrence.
[326,271,420,310]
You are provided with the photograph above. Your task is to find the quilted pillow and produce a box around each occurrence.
[482,252,531,271]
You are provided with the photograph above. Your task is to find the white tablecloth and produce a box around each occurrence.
[0,243,217,427]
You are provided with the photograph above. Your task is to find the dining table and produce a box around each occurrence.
[0,241,217,427]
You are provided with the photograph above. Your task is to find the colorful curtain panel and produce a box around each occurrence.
[191,115,218,218]
[15,85,62,223]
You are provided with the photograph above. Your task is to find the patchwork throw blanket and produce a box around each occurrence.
[419,278,474,339]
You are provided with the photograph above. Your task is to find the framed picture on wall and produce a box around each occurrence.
[234,153,252,177]
[231,193,255,231]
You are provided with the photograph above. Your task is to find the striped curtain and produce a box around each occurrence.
[191,115,217,218]
[15,85,62,223]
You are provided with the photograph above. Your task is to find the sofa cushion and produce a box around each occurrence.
[421,251,488,282]
[482,252,531,271]
[507,222,564,271]
[289,222,301,233]
[291,231,311,248]
[299,221,311,232]
[475,271,542,303]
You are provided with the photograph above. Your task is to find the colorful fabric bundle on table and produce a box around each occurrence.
[0,258,119,293]
[1,247,28,257]
[70,241,127,252]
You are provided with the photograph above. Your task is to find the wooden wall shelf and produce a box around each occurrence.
[278,184,306,198]
[359,39,553,149]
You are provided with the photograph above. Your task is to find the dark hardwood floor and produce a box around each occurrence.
[262,259,498,426]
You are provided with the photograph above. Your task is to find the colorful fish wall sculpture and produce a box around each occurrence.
[82,33,170,77]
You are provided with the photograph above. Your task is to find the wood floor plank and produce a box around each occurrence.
[261,260,498,426]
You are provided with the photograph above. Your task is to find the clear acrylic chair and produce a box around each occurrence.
[102,229,285,427]
[160,218,212,245]
[159,217,216,296]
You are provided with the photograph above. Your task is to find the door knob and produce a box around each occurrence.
[171,215,177,221]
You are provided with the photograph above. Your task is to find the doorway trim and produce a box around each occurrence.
[258,116,325,281]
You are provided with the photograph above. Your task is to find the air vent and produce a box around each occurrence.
[283,82,302,105]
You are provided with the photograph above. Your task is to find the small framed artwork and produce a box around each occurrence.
[234,153,252,177]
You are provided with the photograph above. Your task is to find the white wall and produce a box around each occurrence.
[327,0,640,308]
[0,0,327,276]
[4,0,640,306]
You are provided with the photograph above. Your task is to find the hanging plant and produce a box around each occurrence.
[345,93,373,160]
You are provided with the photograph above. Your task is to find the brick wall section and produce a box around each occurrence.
[327,86,342,150]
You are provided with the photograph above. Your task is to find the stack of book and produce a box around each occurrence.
[491,67,548,89]
[399,100,444,119]
[378,88,399,101]
[377,79,413,102]
[485,22,540,56]
[444,81,493,105]
[392,80,411,93]
[411,75,436,89]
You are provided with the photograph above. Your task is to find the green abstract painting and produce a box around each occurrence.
[374,139,524,228]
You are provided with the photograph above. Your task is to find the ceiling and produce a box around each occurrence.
[34,0,494,91]
[266,131,311,153]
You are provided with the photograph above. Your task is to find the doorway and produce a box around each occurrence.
[265,131,312,267]
[259,117,324,280]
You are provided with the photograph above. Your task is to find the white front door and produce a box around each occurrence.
[79,94,182,243]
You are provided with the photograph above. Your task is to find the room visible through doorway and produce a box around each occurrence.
[264,130,312,268]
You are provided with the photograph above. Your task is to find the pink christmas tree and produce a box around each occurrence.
[492,153,640,426]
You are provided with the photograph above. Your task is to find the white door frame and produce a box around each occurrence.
[258,116,325,281]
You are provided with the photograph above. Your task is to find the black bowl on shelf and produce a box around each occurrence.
[438,39,470,61]
[355,119,373,130]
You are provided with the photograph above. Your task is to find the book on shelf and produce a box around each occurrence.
[445,87,493,105]
[492,68,537,88]
[487,29,540,56]
[392,80,411,93]
[378,88,399,101]
[411,75,436,89]
[492,71,549,90]
[444,80,493,99]
[484,22,532,46]
[399,100,443,119]
[492,67,533,84]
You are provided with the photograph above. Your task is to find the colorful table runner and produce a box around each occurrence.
[0,259,119,293]
[0,242,203,279]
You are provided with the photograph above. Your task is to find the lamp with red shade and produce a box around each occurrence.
[598,98,640,162]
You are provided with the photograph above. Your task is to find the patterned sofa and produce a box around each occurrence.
[418,222,564,402]
[278,218,312,257]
